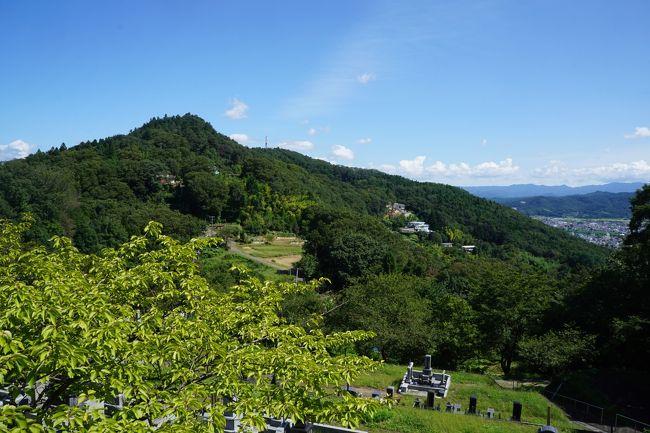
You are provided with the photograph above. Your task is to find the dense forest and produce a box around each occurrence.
[497,191,633,218]
[0,114,607,263]
[0,114,647,382]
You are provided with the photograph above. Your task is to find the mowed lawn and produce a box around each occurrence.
[355,364,578,433]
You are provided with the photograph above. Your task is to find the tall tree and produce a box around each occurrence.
[332,274,432,363]
[468,259,554,375]
[0,217,381,432]
[626,183,650,268]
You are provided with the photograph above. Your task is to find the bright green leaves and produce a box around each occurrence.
[0,218,382,431]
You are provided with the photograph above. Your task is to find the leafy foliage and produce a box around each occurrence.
[332,274,434,363]
[518,327,596,377]
[565,184,650,370]
[0,114,607,269]
[0,218,381,431]
[0,114,621,377]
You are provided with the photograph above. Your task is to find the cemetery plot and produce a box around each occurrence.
[354,364,579,433]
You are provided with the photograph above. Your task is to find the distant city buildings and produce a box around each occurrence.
[532,216,629,248]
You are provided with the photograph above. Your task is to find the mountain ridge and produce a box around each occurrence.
[497,191,634,219]
[0,114,608,267]
[464,182,645,199]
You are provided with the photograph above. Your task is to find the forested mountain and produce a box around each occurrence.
[0,114,606,267]
[1,114,648,386]
[498,192,634,218]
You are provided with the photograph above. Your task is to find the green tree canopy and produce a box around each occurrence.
[331,274,433,363]
[0,217,381,432]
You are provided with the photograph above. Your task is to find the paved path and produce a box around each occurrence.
[493,378,549,389]
[573,421,608,432]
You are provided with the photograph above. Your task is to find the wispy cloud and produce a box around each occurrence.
[331,144,355,160]
[229,133,252,145]
[357,137,372,144]
[279,3,441,119]
[224,98,249,119]
[0,139,35,161]
[357,73,376,84]
[624,126,650,139]
[307,126,331,136]
[278,140,314,151]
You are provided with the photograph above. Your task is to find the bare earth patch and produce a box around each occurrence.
[271,254,301,268]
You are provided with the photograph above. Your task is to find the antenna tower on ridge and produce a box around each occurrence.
[265,136,268,149]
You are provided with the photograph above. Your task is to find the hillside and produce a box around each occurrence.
[497,192,634,218]
[0,114,607,267]
[3,114,646,389]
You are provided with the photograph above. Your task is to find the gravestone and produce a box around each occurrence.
[468,395,477,414]
[512,401,522,422]
[426,391,435,408]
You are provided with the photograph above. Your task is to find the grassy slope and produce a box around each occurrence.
[201,248,293,283]
[239,243,303,258]
[355,364,578,433]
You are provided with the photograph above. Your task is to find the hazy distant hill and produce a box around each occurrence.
[497,191,634,218]
[465,182,645,199]
[0,114,607,266]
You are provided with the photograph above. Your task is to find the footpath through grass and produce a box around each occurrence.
[201,248,293,284]
[355,364,579,433]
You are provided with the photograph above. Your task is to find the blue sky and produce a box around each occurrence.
[1,0,649,186]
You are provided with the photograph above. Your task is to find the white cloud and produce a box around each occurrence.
[224,98,249,119]
[399,156,426,176]
[472,158,519,177]
[308,128,317,136]
[574,160,650,181]
[357,137,372,144]
[357,72,376,84]
[481,138,488,146]
[0,139,35,161]
[331,145,354,160]
[278,140,314,151]
[624,126,650,139]
[532,159,650,184]
[533,160,567,178]
[229,133,251,145]
[391,156,520,180]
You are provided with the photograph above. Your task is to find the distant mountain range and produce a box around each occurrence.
[497,191,634,219]
[464,182,646,199]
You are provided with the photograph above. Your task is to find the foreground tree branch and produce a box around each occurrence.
[0,217,381,432]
